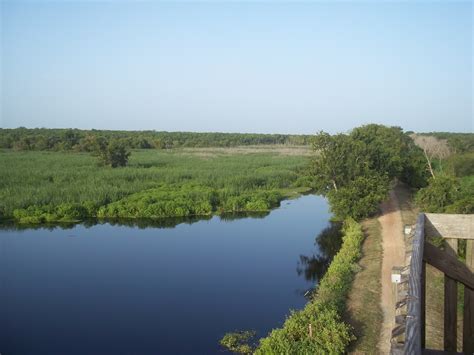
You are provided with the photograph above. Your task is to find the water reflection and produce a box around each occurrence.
[297,221,343,282]
[0,195,330,354]
[0,211,271,231]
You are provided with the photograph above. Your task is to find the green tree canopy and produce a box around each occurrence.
[94,139,131,168]
[310,124,428,220]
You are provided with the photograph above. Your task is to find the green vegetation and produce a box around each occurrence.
[345,218,383,353]
[446,152,474,177]
[0,127,311,151]
[310,124,429,220]
[93,138,131,167]
[414,133,474,214]
[415,175,474,214]
[220,331,256,354]
[0,149,308,223]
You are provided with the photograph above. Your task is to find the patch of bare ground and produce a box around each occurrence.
[394,182,419,226]
[377,190,406,354]
[346,218,384,354]
[178,145,311,157]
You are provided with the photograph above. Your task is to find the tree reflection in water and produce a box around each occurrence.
[297,221,343,283]
[0,211,270,231]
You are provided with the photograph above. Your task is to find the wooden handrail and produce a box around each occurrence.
[391,213,474,354]
[424,213,474,240]
[423,242,474,290]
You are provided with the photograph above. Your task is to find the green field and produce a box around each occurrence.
[0,147,310,223]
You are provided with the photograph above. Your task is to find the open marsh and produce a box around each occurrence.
[0,147,310,223]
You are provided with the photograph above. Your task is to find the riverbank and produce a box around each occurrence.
[253,218,364,354]
[0,148,311,224]
[345,218,383,354]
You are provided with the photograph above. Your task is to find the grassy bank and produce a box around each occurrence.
[0,148,310,223]
[345,218,383,354]
[254,218,364,354]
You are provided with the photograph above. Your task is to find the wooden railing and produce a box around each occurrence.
[391,213,474,354]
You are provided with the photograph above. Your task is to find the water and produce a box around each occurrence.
[0,195,333,355]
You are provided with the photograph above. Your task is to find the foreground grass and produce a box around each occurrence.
[0,148,309,223]
[345,218,383,354]
[252,219,364,354]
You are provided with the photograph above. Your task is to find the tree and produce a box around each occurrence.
[310,132,367,193]
[351,124,407,178]
[94,139,131,167]
[309,125,427,220]
[327,174,389,220]
[61,129,81,150]
[411,135,451,178]
[107,140,131,167]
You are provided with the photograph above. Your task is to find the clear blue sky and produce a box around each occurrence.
[1,1,472,134]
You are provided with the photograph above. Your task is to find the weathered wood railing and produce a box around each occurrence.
[391,213,474,354]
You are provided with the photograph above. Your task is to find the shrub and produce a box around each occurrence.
[415,175,461,213]
[444,196,474,214]
[447,153,474,177]
[55,203,88,220]
[220,331,256,354]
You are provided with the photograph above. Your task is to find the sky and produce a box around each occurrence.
[0,1,472,134]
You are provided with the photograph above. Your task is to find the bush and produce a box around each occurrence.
[415,175,461,213]
[55,203,88,220]
[447,153,474,177]
[444,196,474,214]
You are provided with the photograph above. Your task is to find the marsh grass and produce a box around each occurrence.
[0,148,309,222]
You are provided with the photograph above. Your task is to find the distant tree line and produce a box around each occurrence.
[0,128,312,151]
[418,132,474,154]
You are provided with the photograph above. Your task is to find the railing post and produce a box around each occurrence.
[444,238,458,352]
[464,239,474,354]
[421,261,426,349]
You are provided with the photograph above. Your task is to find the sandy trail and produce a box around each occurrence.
[377,190,406,354]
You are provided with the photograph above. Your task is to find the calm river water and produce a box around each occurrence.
[0,195,333,355]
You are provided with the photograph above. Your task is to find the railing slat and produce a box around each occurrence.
[423,242,474,290]
[404,213,425,355]
[444,239,458,352]
[421,261,426,349]
[463,239,474,354]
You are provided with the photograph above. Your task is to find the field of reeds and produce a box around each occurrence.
[0,147,310,223]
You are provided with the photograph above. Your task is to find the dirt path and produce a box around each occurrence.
[377,190,406,354]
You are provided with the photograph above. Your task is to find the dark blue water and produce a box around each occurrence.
[0,195,331,355]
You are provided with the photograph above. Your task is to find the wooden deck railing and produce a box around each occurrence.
[390,213,474,355]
